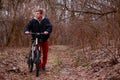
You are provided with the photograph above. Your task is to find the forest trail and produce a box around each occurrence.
[0,45,120,80]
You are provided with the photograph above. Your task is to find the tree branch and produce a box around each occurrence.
[64,5,117,16]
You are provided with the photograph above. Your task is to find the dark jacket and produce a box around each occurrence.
[25,17,52,42]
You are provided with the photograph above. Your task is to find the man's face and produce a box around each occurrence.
[35,11,42,19]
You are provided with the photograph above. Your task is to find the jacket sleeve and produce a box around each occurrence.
[44,18,52,34]
[24,20,33,32]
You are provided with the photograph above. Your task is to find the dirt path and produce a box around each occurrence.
[0,45,120,80]
[0,45,88,80]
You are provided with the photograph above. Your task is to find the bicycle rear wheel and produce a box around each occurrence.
[27,51,34,72]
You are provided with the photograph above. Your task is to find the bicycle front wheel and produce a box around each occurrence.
[35,49,40,77]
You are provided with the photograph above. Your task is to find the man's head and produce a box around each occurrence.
[35,9,43,20]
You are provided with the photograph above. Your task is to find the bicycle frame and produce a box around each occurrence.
[27,32,44,77]
[31,37,39,61]
[31,33,44,61]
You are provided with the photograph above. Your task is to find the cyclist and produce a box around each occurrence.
[24,9,52,71]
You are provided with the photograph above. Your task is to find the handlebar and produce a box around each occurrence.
[30,32,45,35]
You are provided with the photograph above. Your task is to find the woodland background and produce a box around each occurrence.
[0,0,120,79]
[0,0,120,48]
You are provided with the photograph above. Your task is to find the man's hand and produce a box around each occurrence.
[44,31,48,35]
[25,31,30,35]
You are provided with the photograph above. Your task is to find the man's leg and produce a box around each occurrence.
[42,41,48,70]
[39,44,43,70]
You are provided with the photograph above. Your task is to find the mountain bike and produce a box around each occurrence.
[27,32,44,77]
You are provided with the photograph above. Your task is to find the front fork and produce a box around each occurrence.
[31,38,40,60]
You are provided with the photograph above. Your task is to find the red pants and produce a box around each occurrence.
[38,41,48,69]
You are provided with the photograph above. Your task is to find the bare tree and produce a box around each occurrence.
[0,0,120,53]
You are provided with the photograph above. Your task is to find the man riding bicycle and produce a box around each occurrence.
[24,9,52,71]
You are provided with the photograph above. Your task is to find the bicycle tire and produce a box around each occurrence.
[27,51,34,72]
[35,49,40,77]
